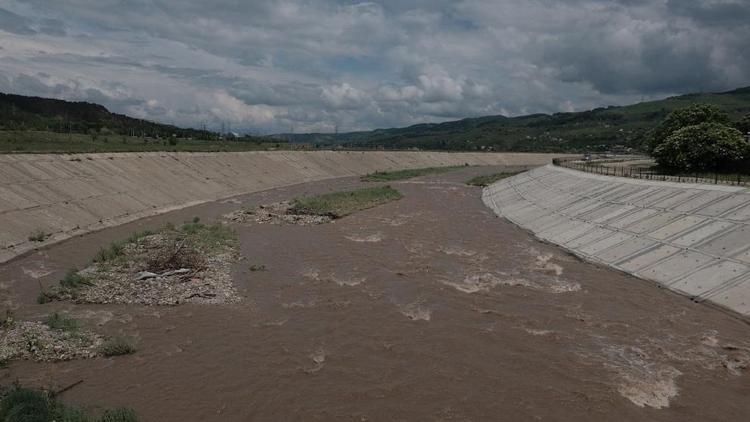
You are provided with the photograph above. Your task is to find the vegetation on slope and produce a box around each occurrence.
[0,93,295,153]
[280,87,750,153]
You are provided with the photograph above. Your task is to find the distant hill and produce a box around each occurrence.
[278,87,750,152]
[0,93,216,139]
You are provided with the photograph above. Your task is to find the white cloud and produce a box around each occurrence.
[0,0,747,134]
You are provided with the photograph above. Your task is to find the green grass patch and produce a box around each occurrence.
[0,385,139,422]
[362,165,468,182]
[466,172,521,187]
[44,313,80,332]
[0,129,302,154]
[59,269,93,289]
[100,337,136,357]
[290,186,403,218]
[28,229,50,242]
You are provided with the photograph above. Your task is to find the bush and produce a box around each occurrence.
[99,407,139,422]
[100,337,136,356]
[0,387,55,422]
[60,269,92,289]
[0,385,138,422]
[653,122,748,173]
[28,230,49,242]
[648,104,730,153]
[45,312,80,332]
[736,114,750,135]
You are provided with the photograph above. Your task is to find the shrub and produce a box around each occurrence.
[653,122,748,173]
[0,387,54,422]
[28,230,49,242]
[99,407,139,422]
[648,104,730,153]
[0,385,138,422]
[94,242,125,263]
[45,313,80,332]
[736,114,750,135]
[59,269,92,289]
[100,337,136,356]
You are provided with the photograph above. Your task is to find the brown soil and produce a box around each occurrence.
[2,165,750,421]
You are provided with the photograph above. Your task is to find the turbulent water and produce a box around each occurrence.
[3,166,750,421]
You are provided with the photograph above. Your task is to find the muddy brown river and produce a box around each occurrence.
[2,166,750,421]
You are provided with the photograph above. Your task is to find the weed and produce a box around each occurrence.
[45,312,79,332]
[249,264,267,272]
[99,407,140,422]
[94,242,125,263]
[362,166,467,182]
[0,385,139,422]
[59,269,92,289]
[28,229,50,242]
[100,337,136,356]
[290,186,402,218]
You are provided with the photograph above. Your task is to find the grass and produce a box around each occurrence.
[0,130,305,154]
[59,269,93,289]
[466,172,521,187]
[362,165,469,182]
[0,385,139,422]
[100,337,136,357]
[290,186,403,218]
[44,313,79,332]
[28,229,50,242]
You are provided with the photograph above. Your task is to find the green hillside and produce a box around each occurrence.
[280,87,750,152]
[0,92,292,153]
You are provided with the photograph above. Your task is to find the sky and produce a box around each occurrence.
[0,1,748,134]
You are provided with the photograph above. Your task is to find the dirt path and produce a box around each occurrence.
[3,166,750,421]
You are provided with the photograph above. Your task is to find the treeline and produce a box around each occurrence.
[287,86,750,153]
[0,93,243,141]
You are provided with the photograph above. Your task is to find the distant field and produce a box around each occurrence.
[0,131,305,153]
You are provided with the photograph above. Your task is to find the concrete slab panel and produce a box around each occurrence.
[618,245,681,272]
[594,237,659,263]
[670,262,750,297]
[673,191,733,213]
[697,226,750,257]
[579,232,634,256]
[708,278,750,315]
[670,221,735,248]
[695,194,750,217]
[608,208,659,229]
[648,216,708,240]
[723,203,750,222]
[624,212,680,234]
[636,251,715,284]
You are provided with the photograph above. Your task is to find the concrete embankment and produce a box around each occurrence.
[0,150,562,263]
[483,165,750,317]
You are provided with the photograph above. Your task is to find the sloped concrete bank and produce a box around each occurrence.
[483,165,750,317]
[0,150,562,263]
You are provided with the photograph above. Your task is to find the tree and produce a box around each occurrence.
[648,104,729,153]
[653,122,747,173]
[736,114,750,135]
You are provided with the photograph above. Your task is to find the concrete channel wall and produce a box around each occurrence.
[0,150,562,263]
[483,165,750,317]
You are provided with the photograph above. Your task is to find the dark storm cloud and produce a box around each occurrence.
[0,0,748,133]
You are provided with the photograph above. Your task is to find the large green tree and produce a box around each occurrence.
[736,114,750,135]
[653,122,747,172]
[648,104,730,153]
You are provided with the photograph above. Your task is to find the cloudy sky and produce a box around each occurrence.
[0,1,748,134]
